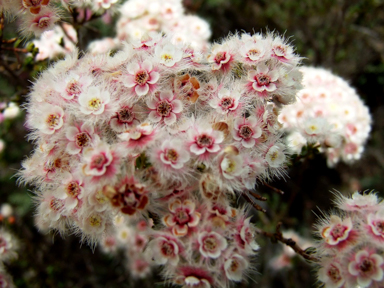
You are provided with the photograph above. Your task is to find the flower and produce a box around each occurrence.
[188,125,223,157]
[78,86,110,115]
[124,59,159,96]
[233,117,262,148]
[318,261,345,288]
[34,103,64,134]
[209,88,240,115]
[65,122,94,155]
[224,254,249,282]
[155,44,183,67]
[320,215,353,246]
[158,138,190,169]
[147,91,183,126]
[248,63,279,94]
[198,231,228,259]
[163,199,201,237]
[265,144,286,168]
[348,249,384,288]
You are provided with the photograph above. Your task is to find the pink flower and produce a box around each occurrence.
[53,172,84,212]
[109,105,140,133]
[321,216,354,246]
[318,261,345,288]
[248,63,279,94]
[118,123,156,149]
[174,266,213,288]
[236,217,259,254]
[233,117,262,148]
[271,37,295,64]
[188,125,223,157]
[367,211,384,242]
[22,7,59,37]
[224,253,249,282]
[209,88,240,115]
[198,231,228,259]
[34,103,64,134]
[124,60,159,96]
[158,138,190,169]
[207,43,233,71]
[348,249,384,287]
[65,122,94,155]
[240,40,268,63]
[147,91,183,126]
[147,235,182,265]
[55,72,93,100]
[163,199,201,237]
[82,142,113,176]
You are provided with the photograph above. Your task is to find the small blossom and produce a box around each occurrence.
[233,117,262,148]
[78,86,110,115]
[321,215,353,246]
[65,122,94,155]
[248,63,279,94]
[198,231,228,259]
[265,144,286,168]
[124,59,159,96]
[34,103,64,134]
[155,44,183,67]
[147,91,183,126]
[159,138,190,170]
[209,88,240,115]
[224,254,249,282]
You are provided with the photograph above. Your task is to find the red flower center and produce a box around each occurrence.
[157,101,172,117]
[239,125,253,139]
[255,74,270,86]
[135,71,149,85]
[197,134,213,147]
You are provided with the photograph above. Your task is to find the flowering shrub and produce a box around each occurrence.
[279,67,372,167]
[19,30,303,286]
[314,191,384,288]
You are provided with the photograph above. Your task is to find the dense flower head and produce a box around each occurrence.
[315,191,384,288]
[280,67,372,167]
[20,31,302,287]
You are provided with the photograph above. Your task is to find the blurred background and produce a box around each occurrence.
[1,0,384,287]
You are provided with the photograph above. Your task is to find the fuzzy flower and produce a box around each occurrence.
[22,0,50,14]
[110,105,140,132]
[65,122,94,155]
[220,150,244,180]
[224,253,249,282]
[124,59,159,96]
[233,117,262,148]
[158,138,190,169]
[55,73,93,100]
[367,211,384,241]
[320,215,353,246]
[248,63,279,94]
[163,199,201,237]
[209,88,240,115]
[318,261,345,288]
[155,44,183,67]
[240,40,267,63]
[265,144,286,168]
[22,7,59,37]
[348,249,384,288]
[147,91,183,126]
[198,231,227,259]
[34,103,64,134]
[78,86,110,115]
[207,43,233,71]
[188,125,224,157]
[146,235,181,265]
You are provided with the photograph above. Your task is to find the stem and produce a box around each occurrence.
[242,193,267,213]
[256,222,318,262]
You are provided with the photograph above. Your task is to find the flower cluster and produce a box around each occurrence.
[0,0,119,38]
[0,102,21,154]
[114,0,211,51]
[20,31,302,287]
[315,191,384,288]
[33,23,77,61]
[279,67,372,167]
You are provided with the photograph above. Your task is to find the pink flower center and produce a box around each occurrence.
[330,224,348,241]
[157,101,172,117]
[255,74,270,86]
[135,71,149,85]
[38,17,50,28]
[46,114,60,128]
[197,134,213,147]
[230,259,239,272]
[203,236,217,251]
[220,97,235,110]
[161,242,174,256]
[174,209,190,225]
[117,107,135,123]
[50,198,64,211]
[90,153,108,170]
[215,52,227,64]
[66,81,81,96]
[239,125,253,139]
[373,221,384,234]
[359,258,374,274]
[165,149,178,162]
[76,132,91,147]
[273,45,286,56]
[327,265,342,282]
[248,49,260,57]
[66,181,81,197]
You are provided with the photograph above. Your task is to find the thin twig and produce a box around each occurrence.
[256,222,318,262]
[242,193,266,213]
[261,181,284,195]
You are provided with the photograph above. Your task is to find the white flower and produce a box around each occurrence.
[147,91,183,126]
[34,103,64,134]
[265,144,286,168]
[155,44,183,67]
[78,86,110,115]
[198,231,228,258]
[224,254,249,282]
